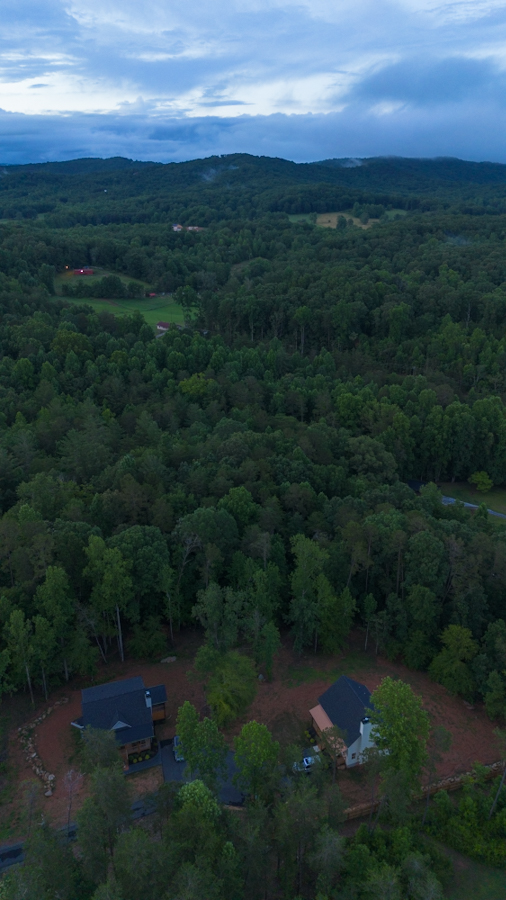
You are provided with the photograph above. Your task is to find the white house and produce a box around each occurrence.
[309,675,375,767]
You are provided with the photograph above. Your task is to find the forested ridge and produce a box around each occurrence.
[1,154,506,898]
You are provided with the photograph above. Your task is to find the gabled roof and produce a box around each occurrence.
[82,676,144,704]
[317,676,373,746]
[78,677,167,746]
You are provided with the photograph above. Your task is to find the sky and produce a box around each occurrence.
[1,0,506,164]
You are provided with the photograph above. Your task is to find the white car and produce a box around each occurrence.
[292,746,320,773]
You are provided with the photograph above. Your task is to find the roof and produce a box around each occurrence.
[150,684,167,705]
[80,677,160,745]
[82,677,144,704]
[317,676,373,746]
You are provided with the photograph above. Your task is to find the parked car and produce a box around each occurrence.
[292,746,320,773]
[173,735,184,762]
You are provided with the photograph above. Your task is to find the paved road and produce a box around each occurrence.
[441,495,506,520]
[161,742,243,805]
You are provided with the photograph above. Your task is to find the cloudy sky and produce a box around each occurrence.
[1,0,506,164]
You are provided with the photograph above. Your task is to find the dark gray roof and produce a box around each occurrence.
[81,677,155,745]
[149,684,167,705]
[82,676,145,704]
[318,676,373,746]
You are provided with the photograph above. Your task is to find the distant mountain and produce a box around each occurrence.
[1,157,158,175]
[3,152,506,227]
[316,156,506,186]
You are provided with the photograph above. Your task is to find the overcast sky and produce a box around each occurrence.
[2,0,506,164]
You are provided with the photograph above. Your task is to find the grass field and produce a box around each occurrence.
[55,268,184,327]
[444,847,506,899]
[60,295,185,327]
[288,210,408,228]
[439,481,506,516]
[55,267,150,291]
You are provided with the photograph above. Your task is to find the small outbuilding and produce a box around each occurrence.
[72,676,167,768]
[310,675,375,767]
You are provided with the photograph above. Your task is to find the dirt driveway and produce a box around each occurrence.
[1,628,502,840]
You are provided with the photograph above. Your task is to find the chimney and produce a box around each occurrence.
[360,716,372,744]
[145,690,152,710]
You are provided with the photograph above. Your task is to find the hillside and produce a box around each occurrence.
[1,151,506,897]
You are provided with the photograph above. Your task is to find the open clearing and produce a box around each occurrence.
[289,209,408,228]
[55,267,150,292]
[59,295,185,327]
[1,629,502,843]
[55,268,184,326]
[439,481,506,517]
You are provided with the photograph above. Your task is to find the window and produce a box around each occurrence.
[351,753,356,760]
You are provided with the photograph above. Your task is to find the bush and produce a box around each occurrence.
[127,616,167,660]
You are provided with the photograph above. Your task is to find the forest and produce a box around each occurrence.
[1,153,506,898]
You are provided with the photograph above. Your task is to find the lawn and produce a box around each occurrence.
[55,267,150,292]
[444,846,506,899]
[55,268,184,327]
[288,210,408,229]
[60,295,185,327]
[438,481,506,516]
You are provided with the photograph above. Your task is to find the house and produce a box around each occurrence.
[172,224,184,232]
[310,675,375,767]
[71,676,167,767]
[73,267,94,275]
[156,321,171,332]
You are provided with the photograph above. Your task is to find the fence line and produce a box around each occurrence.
[343,758,504,821]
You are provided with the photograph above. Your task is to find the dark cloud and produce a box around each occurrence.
[3,102,506,166]
[350,56,506,106]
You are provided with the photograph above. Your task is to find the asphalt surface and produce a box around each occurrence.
[161,743,244,805]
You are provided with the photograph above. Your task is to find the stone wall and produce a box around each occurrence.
[17,697,69,796]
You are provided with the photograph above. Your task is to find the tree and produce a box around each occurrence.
[64,768,83,839]
[84,536,134,662]
[293,305,312,356]
[35,565,75,680]
[274,780,322,894]
[429,625,478,698]
[319,584,356,654]
[489,727,506,819]
[422,726,452,825]
[362,593,377,651]
[308,826,344,896]
[81,726,122,771]
[469,470,493,493]
[4,609,34,704]
[176,702,227,795]
[258,621,281,680]
[76,766,132,881]
[288,534,329,653]
[192,582,244,652]
[369,677,430,784]
[113,828,164,900]
[109,525,171,620]
[32,615,56,700]
[233,721,280,800]
[126,615,167,660]
[318,723,347,784]
[206,651,257,727]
